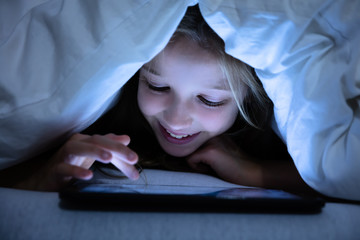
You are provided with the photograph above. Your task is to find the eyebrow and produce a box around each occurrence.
[211,80,231,91]
[142,66,160,76]
[142,65,230,91]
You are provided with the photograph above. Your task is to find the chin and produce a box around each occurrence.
[162,145,196,158]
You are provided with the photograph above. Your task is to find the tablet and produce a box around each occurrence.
[59,166,325,213]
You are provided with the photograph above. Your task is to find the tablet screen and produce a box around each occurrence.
[59,166,325,213]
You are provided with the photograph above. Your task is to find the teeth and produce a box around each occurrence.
[166,130,190,139]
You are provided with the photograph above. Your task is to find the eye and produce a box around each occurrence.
[198,95,226,107]
[147,83,170,92]
[141,77,170,92]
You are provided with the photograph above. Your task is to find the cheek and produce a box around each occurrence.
[196,106,238,133]
[137,89,164,117]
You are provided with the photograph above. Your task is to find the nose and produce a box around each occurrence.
[163,97,193,130]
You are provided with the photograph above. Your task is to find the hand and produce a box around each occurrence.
[187,135,261,187]
[22,133,139,191]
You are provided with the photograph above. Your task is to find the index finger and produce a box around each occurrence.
[103,133,131,146]
[111,158,140,180]
[84,135,138,164]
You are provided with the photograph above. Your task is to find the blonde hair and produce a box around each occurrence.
[171,6,271,128]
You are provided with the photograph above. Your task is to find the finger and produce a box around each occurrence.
[56,162,93,180]
[187,153,202,169]
[79,157,96,169]
[103,134,131,146]
[189,161,213,173]
[69,133,89,141]
[187,152,214,173]
[63,140,112,165]
[84,135,138,164]
[111,158,140,180]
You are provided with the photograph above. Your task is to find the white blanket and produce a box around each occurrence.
[0,0,194,166]
[1,0,359,200]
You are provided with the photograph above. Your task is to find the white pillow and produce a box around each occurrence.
[201,0,360,200]
[0,0,195,168]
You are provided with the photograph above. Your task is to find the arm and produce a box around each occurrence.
[187,135,315,195]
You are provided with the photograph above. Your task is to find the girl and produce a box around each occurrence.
[4,6,312,194]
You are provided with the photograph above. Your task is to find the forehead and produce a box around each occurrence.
[144,37,229,90]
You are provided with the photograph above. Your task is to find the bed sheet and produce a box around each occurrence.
[0,170,359,240]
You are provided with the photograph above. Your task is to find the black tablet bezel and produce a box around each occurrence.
[59,181,325,213]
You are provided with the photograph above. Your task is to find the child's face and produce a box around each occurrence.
[137,37,239,157]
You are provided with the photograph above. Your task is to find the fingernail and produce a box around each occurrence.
[101,151,111,160]
[130,170,139,180]
[127,152,137,161]
[80,171,93,180]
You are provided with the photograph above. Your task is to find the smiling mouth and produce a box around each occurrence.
[158,123,200,145]
[166,129,192,139]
